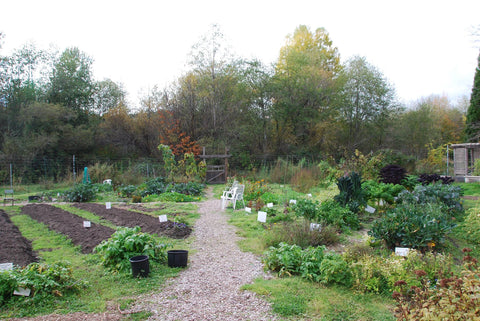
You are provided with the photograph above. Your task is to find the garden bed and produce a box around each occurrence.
[0,210,38,267]
[73,203,192,239]
[21,204,115,254]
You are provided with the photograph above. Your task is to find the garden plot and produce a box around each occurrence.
[0,210,38,267]
[21,204,115,254]
[73,203,192,239]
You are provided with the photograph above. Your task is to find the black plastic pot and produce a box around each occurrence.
[129,255,149,277]
[167,250,188,268]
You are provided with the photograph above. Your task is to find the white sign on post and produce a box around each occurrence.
[267,203,273,208]
[106,202,111,209]
[0,263,13,272]
[257,211,267,223]
[289,199,297,205]
[245,207,252,213]
[365,205,376,214]
[159,215,168,222]
[83,221,91,228]
[395,247,410,257]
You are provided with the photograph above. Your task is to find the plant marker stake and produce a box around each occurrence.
[0,263,13,272]
[159,215,167,222]
[289,199,297,204]
[83,221,91,228]
[13,287,31,297]
[310,223,321,231]
[267,203,273,208]
[106,202,111,209]
[395,247,410,257]
[365,205,376,213]
[257,211,267,223]
[245,207,251,213]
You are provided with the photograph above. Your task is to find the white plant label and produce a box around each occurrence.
[267,203,273,208]
[379,199,384,206]
[365,205,376,213]
[395,247,410,257]
[245,207,252,213]
[83,221,91,228]
[289,199,297,205]
[106,202,111,209]
[14,287,31,296]
[310,223,322,231]
[307,193,312,197]
[257,211,267,223]
[0,263,13,271]
[159,215,168,222]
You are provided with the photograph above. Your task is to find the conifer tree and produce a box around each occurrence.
[465,52,480,142]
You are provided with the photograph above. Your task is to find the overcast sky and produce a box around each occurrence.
[1,0,479,107]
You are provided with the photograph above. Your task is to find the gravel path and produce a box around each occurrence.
[133,187,277,321]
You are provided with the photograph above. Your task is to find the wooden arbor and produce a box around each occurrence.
[199,147,231,184]
[451,143,480,181]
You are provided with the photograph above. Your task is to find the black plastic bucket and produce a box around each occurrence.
[129,255,149,277]
[167,250,188,268]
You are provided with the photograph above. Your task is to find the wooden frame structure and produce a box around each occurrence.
[199,147,231,184]
[451,143,480,181]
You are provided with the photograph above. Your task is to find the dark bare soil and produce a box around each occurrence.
[21,204,115,254]
[73,203,192,239]
[0,210,38,267]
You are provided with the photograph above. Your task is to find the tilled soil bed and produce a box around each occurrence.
[0,210,38,267]
[21,204,115,254]
[73,203,192,239]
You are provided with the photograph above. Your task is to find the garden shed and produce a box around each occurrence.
[451,143,480,182]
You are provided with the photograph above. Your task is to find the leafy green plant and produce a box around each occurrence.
[260,192,280,205]
[263,221,339,248]
[0,272,16,305]
[318,199,359,231]
[369,202,456,250]
[118,185,137,198]
[293,199,320,221]
[362,180,405,205]
[244,179,270,201]
[171,182,205,196]
[318,252,352,287]
[63,183,97,202]
[156,192,198,202]
[94,227,168,273]
[334,172,366,213]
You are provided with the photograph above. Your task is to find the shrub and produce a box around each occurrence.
[318,199,359,231]
[393,249,479,320]
[396,183,464,217]
[118,185,137,198]
[171,182,205,196]
[292,199,320,222]
[369,202,456,250]
[94,227,168,273]
[290,168,319,193]
[156,192,198,202]
[139,177,169,197]
[0,272,15,305]
[260,192,280,205]
[462,207,480,246]
[244,179,269,201]
[379,164,407,185]
[318,252,352,287]
[63,183,97,202]
[88,162,115,184]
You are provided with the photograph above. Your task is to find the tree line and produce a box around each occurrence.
[0,25,473,183]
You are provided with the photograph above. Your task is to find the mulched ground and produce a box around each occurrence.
[0,210,38,267]
[73,203,192,239]
[21,204,115,254]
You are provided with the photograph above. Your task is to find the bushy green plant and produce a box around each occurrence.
[290,168,319,193]
[396,183,464,217]
[94,227,168,273]
[293,199,320,221]
[318,252,352,287]
[318,199,359,231]
[462,207,480,246]
[362,180,405,205]
[156,192,198,202]
[263,243,306,277]
[334,172,366,213]
[172,182,205,196]
[244,179,269,201]
[63,183,97,202]
[4,262,87,301]
[138,177,169,197]
[118,184,138,198]
[260,192,280,205]
[369,202,456,250]
[401,175,419,190]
